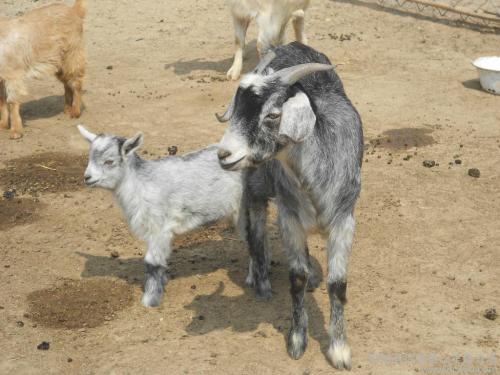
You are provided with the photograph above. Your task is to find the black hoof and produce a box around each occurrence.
[307,272,321,292]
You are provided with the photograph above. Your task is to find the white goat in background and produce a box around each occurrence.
[226,0,311,80]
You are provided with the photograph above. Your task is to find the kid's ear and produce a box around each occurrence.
[77,124,97,143]
[121,132,144,158]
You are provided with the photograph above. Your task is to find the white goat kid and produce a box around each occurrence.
[78,125,244,307]
[226,0,311,80]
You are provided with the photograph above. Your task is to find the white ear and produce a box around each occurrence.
[279,91,316,143]
[77,124,97,143]
[121,132,144,158]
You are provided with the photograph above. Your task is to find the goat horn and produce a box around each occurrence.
[215,93,236,123]
[255,50,277,74]
[271,63,334,86]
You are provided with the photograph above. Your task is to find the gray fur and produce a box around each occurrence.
[217,42,363,368]
[78,125,246,307]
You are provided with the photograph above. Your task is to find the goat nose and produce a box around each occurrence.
[84,174,92,182]
[217,148,232,161]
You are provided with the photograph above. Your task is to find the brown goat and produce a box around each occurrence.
[0,0,86,139]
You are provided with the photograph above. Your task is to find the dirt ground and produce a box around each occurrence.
[0,0,499,374]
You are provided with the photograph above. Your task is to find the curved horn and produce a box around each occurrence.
[215,94,236,123]
[271,63,334,86]
[254,50,277,74]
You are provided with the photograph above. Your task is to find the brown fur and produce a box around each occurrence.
[0,0,86,139]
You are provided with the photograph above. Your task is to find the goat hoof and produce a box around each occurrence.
[69,108,81,118]
[141,293,162,307]
[245,273,255,288]
[287,327,308,359]
[307,272,320,292]
[10,132,23,140]
[255,279,272,300]
[327,341,352,370]
[226,66,241,81]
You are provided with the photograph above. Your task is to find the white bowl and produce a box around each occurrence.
[472,56,500,95]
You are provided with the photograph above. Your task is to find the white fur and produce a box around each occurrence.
[218,128,252,170]
[279,91,315,143]
[226,0,311,80]
[327,215,355,283]
[290,331,305,351]
[327,342,352,370]
[240,73,267,92]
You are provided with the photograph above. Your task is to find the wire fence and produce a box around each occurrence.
[343,0,500,29]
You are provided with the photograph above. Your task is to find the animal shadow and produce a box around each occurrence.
[21,95,65,121]
[164,40,260,76]
[77,236,332,361]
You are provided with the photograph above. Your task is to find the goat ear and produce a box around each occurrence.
[77,124,97,143]
[121,132,144,158]
[279,91,316,143]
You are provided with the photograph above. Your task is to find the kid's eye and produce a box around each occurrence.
[104,160,114,166]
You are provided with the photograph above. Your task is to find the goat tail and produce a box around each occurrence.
[73,0,86,18]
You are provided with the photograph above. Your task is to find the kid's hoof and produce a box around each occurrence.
[327,342,352,370]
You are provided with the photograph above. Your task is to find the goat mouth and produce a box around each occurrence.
[85,180,98,187]
[220,156,246,171]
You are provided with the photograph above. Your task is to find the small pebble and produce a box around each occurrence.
[110,251,119,258]
[3,190,16,200]
[454,159,462,165]
[190,285,196,290]
[168,146,178,155]
[468,168,480,178]
[198,315,205,321]
[423,160,436,168]
[255,330,267,338]
[67,358,73,363]
[37,341,50,350]
[484,308,497,320]
[106,65,113,70]
[16,321,24,327]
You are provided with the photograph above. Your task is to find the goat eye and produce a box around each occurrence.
[104,160,114,166]
[267,113,281,120]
